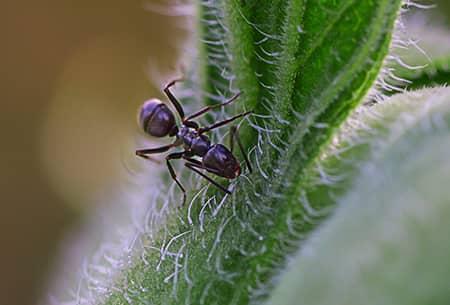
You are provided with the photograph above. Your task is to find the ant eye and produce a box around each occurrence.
[139,99,176,137]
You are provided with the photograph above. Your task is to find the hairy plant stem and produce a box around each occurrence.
[99,1,403,304]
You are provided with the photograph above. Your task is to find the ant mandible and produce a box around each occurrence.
[136,79,252,205]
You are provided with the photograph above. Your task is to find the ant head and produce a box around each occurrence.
[139,99,177,137]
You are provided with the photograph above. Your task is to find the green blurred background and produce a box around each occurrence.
[1,1,449,305]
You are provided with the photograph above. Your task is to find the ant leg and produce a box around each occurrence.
[230,126,253,173]
[182,157,223,177]
[184,120,199,129]
[166,152,187,205]
[183,156,202,166]
[185,162,231,194]
[135,154,161,164]
[183,92,241,122]
[163,79,185,120]
[199,110,252,134]
[136,143,174,155]
[136,143,174,163]
[229,130,234,153]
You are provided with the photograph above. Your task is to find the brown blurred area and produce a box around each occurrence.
[1,1,189,305]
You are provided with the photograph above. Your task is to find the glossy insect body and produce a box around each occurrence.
[139,99,177,137]
[203,144,241,179]
[136,79,252,204]
[177,126,210,156]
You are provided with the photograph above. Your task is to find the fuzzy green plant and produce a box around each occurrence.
[47,1,450,305]
[266,87,450,305]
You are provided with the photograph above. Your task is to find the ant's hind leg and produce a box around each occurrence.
[136,143,174,164]
[135,154,161,164]
[166,152,187,205]
[185,162,231,194]
[230,126,253,173]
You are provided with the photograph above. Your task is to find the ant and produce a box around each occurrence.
[136,79,252,205]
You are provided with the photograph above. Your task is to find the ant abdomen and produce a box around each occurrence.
[203,144,241,179]
[139,99,176,137]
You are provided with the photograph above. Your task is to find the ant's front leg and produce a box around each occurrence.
[136,143,174,163]
[230,126,252,173]
[163,78,185,120]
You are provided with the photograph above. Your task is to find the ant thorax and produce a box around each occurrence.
[177,125,211,157]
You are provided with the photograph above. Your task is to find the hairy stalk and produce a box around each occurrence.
[267,87,450,305]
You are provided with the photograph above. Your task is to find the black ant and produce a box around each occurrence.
[136,79,252,204]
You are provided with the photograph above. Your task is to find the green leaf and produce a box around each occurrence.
[266,87,450,305]
[89,1,402,304]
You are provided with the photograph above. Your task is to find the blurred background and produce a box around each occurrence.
[2,1,192,304]
[1,1,449,305]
